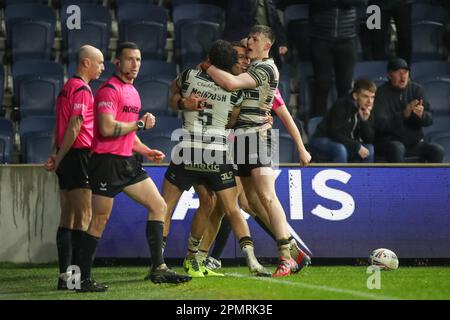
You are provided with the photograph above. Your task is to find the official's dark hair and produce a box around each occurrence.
[208,40,238,72]
[116,42,140,59]
[353,78,377,94]
[249,25,276,44]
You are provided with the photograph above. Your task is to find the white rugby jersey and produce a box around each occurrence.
[176,69,244,151]
[236,58,279,133]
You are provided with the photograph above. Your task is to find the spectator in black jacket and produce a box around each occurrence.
[373,58,444,163]
[308,0,368,117]
[222,0,288,68]
[310,78,376,163]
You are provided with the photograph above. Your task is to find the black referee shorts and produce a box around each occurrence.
[88,153,149,198]
[56,148,90,190]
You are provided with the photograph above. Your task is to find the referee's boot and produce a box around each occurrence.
[76,278,109,293]
[145,267,192,284]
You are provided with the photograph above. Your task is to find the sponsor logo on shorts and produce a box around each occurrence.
[100,182,107,191]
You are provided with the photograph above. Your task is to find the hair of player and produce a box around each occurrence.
[249,25,276,44]
[230,40,246,50]
[116,42,140,59]
[352,78,377,94]
[208,40,238,73]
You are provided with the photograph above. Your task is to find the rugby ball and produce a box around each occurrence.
[369,248,399,270]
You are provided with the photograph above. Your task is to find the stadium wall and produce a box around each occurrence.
[0,166,59,263]
[1,165,450,263]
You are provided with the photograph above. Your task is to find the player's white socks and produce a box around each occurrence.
[186,233,202,259]
[242,245,264,272]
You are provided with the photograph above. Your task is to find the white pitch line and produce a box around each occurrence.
[226,273,401,300]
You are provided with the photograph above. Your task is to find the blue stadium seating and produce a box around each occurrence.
[307,116,323,139]
[23,131,53,163]
[0,65,4,111]
[178,20,222,69]
[19,116,55,163]
[12,61,64,119]
[427,131,450,163]
[5,3,55,61]
[274,133,299,164]
[424,115,450,140]
[353,61,388,81]
[410,61,450,81]
[134,76,171,116]
[148,115,182,135]
[60,3,111,61]
[411,3,449,23]
[138,131,178,164]
[299,78,337,119]
[115,0,157,8]
[411,20,447,61]
[418,77,450,116]
[283,4,310,62]
[138,60,177,79]
[173,4,225,66]
[279,66,291,105]
[117,4,168,59]
[0,118,14,163]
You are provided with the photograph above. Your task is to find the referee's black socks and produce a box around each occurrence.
[146,220,165,270]
[56,227,72,275]
[78,232,100,281]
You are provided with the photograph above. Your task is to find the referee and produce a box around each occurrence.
[45,45,104,290]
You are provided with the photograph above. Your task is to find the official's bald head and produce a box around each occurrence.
[77,45,103,64]
[75,45,105,82]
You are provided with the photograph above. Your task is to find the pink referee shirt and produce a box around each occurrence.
[272,87,285,111]
[56,76,94,149]
[91,75,141,157]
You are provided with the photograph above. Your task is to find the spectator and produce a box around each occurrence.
[373,58,444,163]
[308,0,367,117]
[310,78,376,163]
[222,0,288,68]
[366,0,412,63]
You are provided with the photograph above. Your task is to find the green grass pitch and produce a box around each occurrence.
[1,263,450,300]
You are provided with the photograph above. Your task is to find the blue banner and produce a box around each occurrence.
[96,166,450,259]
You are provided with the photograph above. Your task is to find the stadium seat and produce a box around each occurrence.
[138,60,177,79]
[172,3,225,24]
[299,78,337,119]
[138,131,178,164]
[410,61,450,81]
[283,4,310,62]
[60,3,111,61]
[5,3,56,61]
[151,115,182,133]
[117,4,168,60]
[411,20,447,61]
[353,61,388,81]
[426,131,450,163]
[12,60,64,119]
[23,131,53,163]
[115,0,157,8]
[177,20,222,69]
[0,118,14,163]
[273,133,299,164]
[0,65,4,112]
[19,116,55,162]
[307,116,323,139]
[134,76,171,116]
[424,115,450,140]
[5,0,49,5]
[411,3,449,23]
[418,77,450,116]
[173,4,225,65]
[279,66,291,105]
